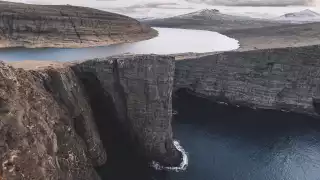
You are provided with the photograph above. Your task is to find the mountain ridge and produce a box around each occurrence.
[143,8,282,32]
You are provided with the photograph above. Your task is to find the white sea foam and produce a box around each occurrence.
[151,140,189,172]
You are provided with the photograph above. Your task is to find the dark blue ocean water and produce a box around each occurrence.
[99,89,320,180]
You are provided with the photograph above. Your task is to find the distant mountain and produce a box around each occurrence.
[174,9,221,18]
[282,9,320,18]
[170,9,260,21]
[276,9,320,22]
[142,9,283,32]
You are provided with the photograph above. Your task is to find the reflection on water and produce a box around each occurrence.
[0,28,239,61]
[167,89,320,180]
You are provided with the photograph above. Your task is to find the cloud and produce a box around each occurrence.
[185,0,315,6]
[6,0,320,7]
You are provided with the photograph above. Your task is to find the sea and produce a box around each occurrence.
[3,2,320,179]
[98,88,320,180]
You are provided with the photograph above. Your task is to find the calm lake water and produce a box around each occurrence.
[99,89,320,180]
[0,27,239,61]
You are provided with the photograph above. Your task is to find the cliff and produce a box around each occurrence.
[4,35,320,180]
[175,45,320,117]
[0,1,157,48]
[0,55,181,180]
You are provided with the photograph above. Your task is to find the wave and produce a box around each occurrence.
[150,140,189,172]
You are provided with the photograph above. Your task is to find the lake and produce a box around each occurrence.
[0,27,239,61]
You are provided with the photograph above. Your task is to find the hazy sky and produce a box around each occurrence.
[7,0,320,19]
[8,0,320,7]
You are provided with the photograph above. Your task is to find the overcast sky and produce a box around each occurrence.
[7,0,320,7]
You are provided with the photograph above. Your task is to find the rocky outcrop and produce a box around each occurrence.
[42,67,107,167]
[0,1,157,48]
[72,55,181,167]
[0,54,181,180]
[175,45,320,117]
[0,63,103,180]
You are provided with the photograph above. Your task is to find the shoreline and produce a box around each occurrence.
[152,22,320,59]
[0,29,158,49]
[142,11,320,52]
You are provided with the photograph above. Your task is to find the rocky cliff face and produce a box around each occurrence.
[0,1,157,48]
[175,45,320,117]
[72,55,181,167]
[0,55,180,180]
[0,63,104,180]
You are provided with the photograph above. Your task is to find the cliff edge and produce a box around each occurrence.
[3,41,320,179]
[0,55,181,180]
[175,45,320,117]
[0,1,157,48]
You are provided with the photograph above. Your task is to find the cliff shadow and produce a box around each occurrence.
[168,89,320,180]
[173,88,320,139]
[74,71,153,180]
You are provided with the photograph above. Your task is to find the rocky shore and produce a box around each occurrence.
[0,1,157,48]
